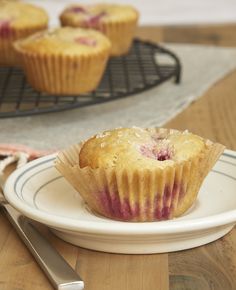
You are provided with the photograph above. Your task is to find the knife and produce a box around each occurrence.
[0,188,84,290]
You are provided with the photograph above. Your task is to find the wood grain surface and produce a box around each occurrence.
[167,69,236,290]
[1,24,236,290]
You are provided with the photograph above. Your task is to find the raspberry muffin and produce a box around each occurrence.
[0,1,48,66]
[60,3,139,56]
[14,27,111,95]
[55,127,225,222]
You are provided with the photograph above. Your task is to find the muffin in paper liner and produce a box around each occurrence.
[14,27,111,95]
[60,4,139,56]
[55,128,225,222]
[0,1,48,66]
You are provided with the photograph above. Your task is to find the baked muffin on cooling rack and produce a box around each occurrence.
[55,127,225,222]
[14,27,111,95]
[0,1,48,66]
[60,3,139,56]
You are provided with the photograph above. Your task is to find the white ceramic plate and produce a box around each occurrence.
[4,150,236,254]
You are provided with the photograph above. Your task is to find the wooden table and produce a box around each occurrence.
[1,25,236,290]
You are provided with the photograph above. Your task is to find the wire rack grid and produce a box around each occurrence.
[0,39,181,118]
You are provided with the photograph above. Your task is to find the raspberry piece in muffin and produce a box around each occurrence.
[75,36,97,47]
[67,6,87,14]
[0,19,12,38]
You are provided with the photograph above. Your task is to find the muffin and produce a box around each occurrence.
[14,27,111,95]
[0,1,48,66]
[55,127,225,222]
[60,3,139,56]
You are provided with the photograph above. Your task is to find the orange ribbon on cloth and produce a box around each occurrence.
[0,143,56,176]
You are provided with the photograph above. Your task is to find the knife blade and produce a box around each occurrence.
[0,189,84,290]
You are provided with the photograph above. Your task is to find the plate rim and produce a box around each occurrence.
[4,149,236,236]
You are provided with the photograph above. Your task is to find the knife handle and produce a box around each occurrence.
[2,203,84,290]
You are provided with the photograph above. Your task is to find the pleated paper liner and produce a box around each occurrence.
[14,42,111,95]
[99,18,139,56]
[55,134,225,222]
[0,25,47,66]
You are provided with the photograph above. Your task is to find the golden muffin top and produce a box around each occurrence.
[0,1,48,29]
[14,27,111,56]
[60,3,139,26]
[79,127,208,170]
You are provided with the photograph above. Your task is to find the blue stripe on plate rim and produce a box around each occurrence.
[15,152,236,202]
[3,149,236,235]
[21,159,236,211]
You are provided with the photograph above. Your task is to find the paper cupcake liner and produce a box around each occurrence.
[99,18,138,56]
[60,15,139,56]
[55,136,225,222]
[14,46,110,95]
[0,25,47,66]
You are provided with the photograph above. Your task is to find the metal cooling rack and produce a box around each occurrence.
[0,39,181,118]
